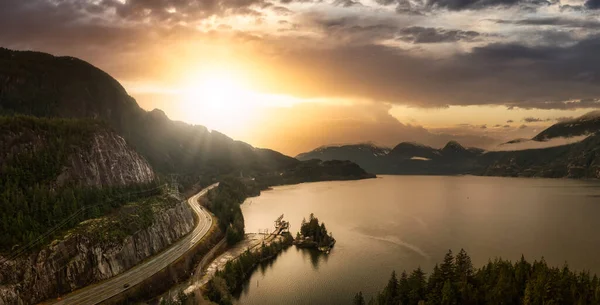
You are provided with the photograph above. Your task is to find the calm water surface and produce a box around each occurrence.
[235,175,600,304]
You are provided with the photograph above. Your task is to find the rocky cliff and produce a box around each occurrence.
[0,116,155,189]
[0,198,195,305]
[61,129,155,187]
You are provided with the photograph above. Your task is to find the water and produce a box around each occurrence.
[236,175,600,304]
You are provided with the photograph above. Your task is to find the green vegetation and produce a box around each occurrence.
[77,195,180,245]
[203,177,250,245]
[0,115,160,253]
[355,249,600,305]
[205,233,294,305]
[296,213,335,249]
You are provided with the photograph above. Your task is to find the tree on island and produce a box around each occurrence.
[298,213,335,247]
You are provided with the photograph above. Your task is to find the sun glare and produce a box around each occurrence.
[181,70,258,133]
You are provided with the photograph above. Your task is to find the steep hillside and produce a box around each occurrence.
[0,48,299,185]
[0,116,158,252]
[481,134,600,178]
[533,111,600,141]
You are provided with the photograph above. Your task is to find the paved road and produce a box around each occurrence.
[50,183,219,305]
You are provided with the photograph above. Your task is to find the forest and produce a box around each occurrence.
[354,249,600,305]
[202,177,250,245]
[0,116,161,253]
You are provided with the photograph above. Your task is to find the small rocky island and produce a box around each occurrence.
[294,213,336,253]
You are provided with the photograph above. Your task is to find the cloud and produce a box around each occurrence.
[506,120,514,123]
[397,27,480,43]
[260,35,600,109]
[585,0,600,9]
[522,117,549,122]
[519,124,528,129]
[425,0,550,11]
[3,0,600,112]
[493,135,590,151]
[333,0,363,7]
[297,13,400,44]
[554,116,573,122]
[376,0,549,12]
[492,17,600,29]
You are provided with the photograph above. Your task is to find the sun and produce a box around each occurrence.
[180,70,258,134]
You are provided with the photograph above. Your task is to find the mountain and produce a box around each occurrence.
[482,133,600,178]
[388,142,439,160]
[0,48,296,180]
[298,141,486,174]
[533,111,600,141]
[298,110,600,178]
[0,48,372,188]
[296,143,390,173]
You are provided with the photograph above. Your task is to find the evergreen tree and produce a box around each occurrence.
[408,267,427,305]
[441,280,457,305]
[354,292,366,305]
[383,271,400,305]
[399,271,410,305]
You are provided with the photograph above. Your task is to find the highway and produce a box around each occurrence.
[50,183,219,305]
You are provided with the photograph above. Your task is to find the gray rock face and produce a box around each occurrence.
[61,131,156,188]
[0,200,195,305]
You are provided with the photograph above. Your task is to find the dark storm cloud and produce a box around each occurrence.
[585,0,600,9]
[106,0,268,21]
[374,0,549,12]
[492,17,600,29]
[397,27,480,43]
[4,0,600,111]
[301,14,399,43]
[507,99,600,110]
[266,34,600,109]
[0,0,268,31]
[507,120,514,123]
[425,0,550,11]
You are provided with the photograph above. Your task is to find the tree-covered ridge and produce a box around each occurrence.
[354,249,600,305]
[297,213,335,248]
[203,177,249,245]
[0,115,159,253]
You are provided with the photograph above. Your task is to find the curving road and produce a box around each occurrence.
[49,183,219,305]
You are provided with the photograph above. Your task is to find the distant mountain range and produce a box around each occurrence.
[297,112,600,178]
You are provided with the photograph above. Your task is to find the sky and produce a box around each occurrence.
[2,0,600,156]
